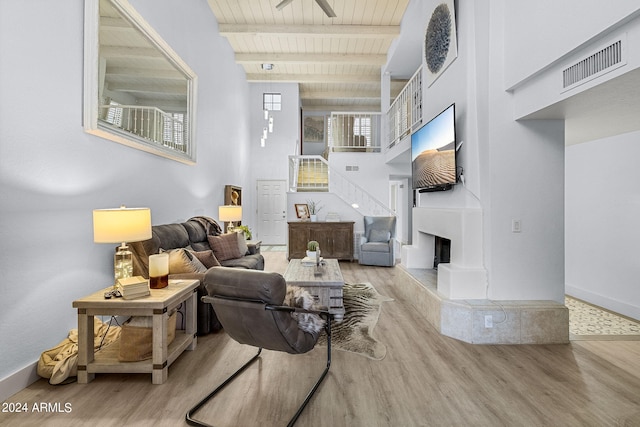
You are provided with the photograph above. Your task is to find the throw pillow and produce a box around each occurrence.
[285,286,326,336]
[369,229,391,242]
[208,233,243,261]
[189,250,221,268]
[236,231,249,256]
[163,248,207,274]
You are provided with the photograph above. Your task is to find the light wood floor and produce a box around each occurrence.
[3,250,640,427]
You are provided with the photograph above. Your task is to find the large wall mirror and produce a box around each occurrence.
[84,0,197,164]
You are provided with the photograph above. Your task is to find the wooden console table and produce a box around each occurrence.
[72,279,198,384]
[288,221,354,261]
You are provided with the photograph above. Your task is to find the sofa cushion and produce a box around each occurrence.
[165,248,207,274]
[361,241,391,253]
[369,229,391,242]
[220,253,264,270]
[236,232,249,255]
[208,233,243,261]
[190,250,221,268]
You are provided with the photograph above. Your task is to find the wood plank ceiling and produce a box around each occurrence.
[207,0,410,112]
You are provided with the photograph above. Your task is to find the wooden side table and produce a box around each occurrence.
[72,279,199,384]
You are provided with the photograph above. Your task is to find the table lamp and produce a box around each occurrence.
[93,206,152,285]
[218,205,242,233]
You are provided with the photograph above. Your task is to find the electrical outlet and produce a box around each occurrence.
[484,315,493,328]
[512,219,522,233]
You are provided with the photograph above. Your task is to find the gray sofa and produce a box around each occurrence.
[129,216,264,335]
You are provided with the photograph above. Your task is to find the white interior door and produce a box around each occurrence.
[389,178,410,244]
[256,180,287,245]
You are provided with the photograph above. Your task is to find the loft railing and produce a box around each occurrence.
[289,155,329,192]
[387,66,422,150]
[289,155,395,217]
[329,112,382,153]
[100,104,187,153]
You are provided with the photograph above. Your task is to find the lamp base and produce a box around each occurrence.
[114,244,133,285]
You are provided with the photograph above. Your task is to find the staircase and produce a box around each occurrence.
[289,155,395,217]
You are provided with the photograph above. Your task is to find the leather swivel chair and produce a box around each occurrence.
[186,267,332,427]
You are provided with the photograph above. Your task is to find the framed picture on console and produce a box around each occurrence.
[295,204,309,219]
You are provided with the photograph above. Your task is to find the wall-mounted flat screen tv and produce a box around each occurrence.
[411,103,457,192]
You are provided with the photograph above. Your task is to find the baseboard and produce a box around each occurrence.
[565,285,640,321]
[0,361,40,403]
[0,315,130,403]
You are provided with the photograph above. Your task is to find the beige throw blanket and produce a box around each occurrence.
[37,318,121,384]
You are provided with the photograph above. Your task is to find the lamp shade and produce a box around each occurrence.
[93,206,152,243]
[218,205,242,222]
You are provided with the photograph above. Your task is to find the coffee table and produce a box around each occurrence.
[72,279,198,384]
[283,258,345,320]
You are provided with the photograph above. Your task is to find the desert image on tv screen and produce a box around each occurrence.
[412,106,456,189]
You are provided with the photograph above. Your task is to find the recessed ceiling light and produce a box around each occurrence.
[262,63,274,71]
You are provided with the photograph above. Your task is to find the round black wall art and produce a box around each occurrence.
[425,3,452,74]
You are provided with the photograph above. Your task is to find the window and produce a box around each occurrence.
[353,116,372,146]
[105,101,123,127]
[163,112,185,146]
[263,93,282,111]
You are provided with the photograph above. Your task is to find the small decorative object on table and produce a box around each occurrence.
[306,199,322,222]
[325,212,341,222]
[148,253,169,289]
[295,203,310,219]
[117,276,150,299]
[306,240,319,258]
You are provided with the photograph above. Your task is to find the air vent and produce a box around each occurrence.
[562,39,625,90]
[345,165,359,172]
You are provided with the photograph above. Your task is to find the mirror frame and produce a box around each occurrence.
[83,0,198,164]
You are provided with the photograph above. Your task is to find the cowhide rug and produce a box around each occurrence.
[317,282,393,360]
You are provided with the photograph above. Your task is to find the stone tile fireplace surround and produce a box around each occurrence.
[401,207,568,344]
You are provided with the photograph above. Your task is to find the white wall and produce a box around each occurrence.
[329,152,409,209]
[408,0,565,302]
[566,131,640,320]
[504,0,640,88]
[0,0,250,397]
[246,82,300,233]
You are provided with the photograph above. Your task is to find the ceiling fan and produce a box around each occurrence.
[276,0,337,18]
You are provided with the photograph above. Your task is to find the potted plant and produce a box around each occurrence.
[306,240,320,259]
[235,225,252,240]
[307,200,322,222]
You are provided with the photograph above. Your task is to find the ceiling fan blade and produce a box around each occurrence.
[315,0,337,17]
[275,0,295,11]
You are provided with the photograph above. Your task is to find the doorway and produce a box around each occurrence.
[256,180,287,245]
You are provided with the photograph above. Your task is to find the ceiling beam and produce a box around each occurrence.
[106,66,185,80]
[107,82,186,95]
[247,73,380,84]
[302,103,382,113]
[100,46,163,59]
[236,53,386,66]
[219,24,400,39]
[301,90,381,100]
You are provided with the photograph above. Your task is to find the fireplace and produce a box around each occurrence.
[402,207,487,299]
[434,236,451,269]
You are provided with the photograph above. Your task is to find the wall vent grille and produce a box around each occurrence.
[563,40,624,90]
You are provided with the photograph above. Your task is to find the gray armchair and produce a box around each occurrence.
[359,216,396,267]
